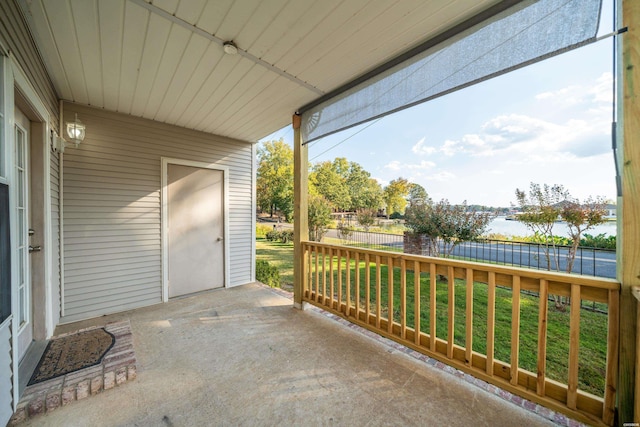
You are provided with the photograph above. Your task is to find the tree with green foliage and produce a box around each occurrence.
[346,163,384,211]
[308,195,332,242]
[257,139,294,220]
[407,183,430,206]
[405,199,494,257]
[383,177,410,219]
[310,160,351,211]
[561,197,607,273]
[515,183,568,272]
[310,158,384,212]
[515,183,607,311]
[356,209,377,232]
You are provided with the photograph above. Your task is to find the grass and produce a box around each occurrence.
[256,238,295,291]
[256,238,609,397]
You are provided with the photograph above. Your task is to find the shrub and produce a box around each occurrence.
[256,259,280,288]
[309,196,332,241]
[580,233,616,249]
[256,224,272,239]
[265,229,294,243]
[265,229,280,241]
[389,211,404,220]
[279,229,294,243]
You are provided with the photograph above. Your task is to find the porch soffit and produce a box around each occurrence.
[17,0,500,142]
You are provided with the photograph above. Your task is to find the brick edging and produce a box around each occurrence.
[9,320,137,425]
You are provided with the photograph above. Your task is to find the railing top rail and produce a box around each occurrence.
[302,240,620,290]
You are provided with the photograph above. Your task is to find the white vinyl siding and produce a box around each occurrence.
[49,147,60,325]
[0,0,59,130]
[61,103,254,323]
[0,320,12,426]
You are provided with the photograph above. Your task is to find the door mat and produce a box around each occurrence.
[28,328,115,386]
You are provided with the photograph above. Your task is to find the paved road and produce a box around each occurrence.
[323,229,616,279]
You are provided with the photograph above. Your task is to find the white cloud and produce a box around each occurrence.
[384,159,436,171]
[534,72,612,106]
[411,137,436,155]
[425,171,456,182]
[440,112,609,160]
[384,160,402,171]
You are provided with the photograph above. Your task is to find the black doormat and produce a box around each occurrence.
[28,328,115,386]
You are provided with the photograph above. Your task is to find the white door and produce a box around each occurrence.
[14,107,31,360]
[167,164,224,298]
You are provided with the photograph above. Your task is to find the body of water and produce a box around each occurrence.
[486,216,617,237]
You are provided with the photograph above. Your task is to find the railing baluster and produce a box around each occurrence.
[430,263,436,352]
[346,250,351,317]
[511,276,521,387]
[465,268,474,367]
[355,252,361,319]
[365,253,371,324]
[415,260,421,346]
[307,245,312,299]
[321,246,326,305]
[487,271,496,376]
[329,248,334,309]
[315,246,320,302]
[387,255,394,335]
[603,288,619,425]
[537,279,549,396]
[337,249,342,310]
[448,266,455,359]
[567,283,581,409]
[376,255,381,329]
[400,258,407,339]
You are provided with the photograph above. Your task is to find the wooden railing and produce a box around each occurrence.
[301,241,620,426]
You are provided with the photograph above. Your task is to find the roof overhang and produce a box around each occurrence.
[18,0,505,142]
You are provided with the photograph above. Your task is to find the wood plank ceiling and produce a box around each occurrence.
[18,0,500,142]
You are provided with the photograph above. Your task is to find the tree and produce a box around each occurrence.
[308,195,332,242]
[514,183,606,311]
[310,158,383,213]
[515,183,569,272]
[405,199,494,257]
[310,160,351,211]
[257,140,294,220]
[346,163,384,211]
[383,178,410,219]
[356,209,377,232]
[561,197,607,273]
[408,183,430,206]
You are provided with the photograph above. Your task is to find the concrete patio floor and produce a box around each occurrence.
[23,283,557,427]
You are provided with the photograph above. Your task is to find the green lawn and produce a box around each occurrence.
[256,238,609,397]
[256,238,295,291]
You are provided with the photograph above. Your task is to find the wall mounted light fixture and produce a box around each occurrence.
[65,113,85,147]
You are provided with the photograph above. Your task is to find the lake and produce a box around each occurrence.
[486,216,617,237]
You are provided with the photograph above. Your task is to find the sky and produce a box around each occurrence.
[260,3,617,208]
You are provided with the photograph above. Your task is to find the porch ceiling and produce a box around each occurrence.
[18,0,500,142]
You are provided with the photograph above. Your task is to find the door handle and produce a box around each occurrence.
[29,245,41,253]
[216,237,223,242]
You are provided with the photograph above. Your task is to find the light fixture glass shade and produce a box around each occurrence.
[66,114,85,147]
[223,41,238,55]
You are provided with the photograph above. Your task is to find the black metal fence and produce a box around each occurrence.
[325,229,616,279]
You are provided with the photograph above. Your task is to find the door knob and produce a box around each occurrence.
[216,237,223,242]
